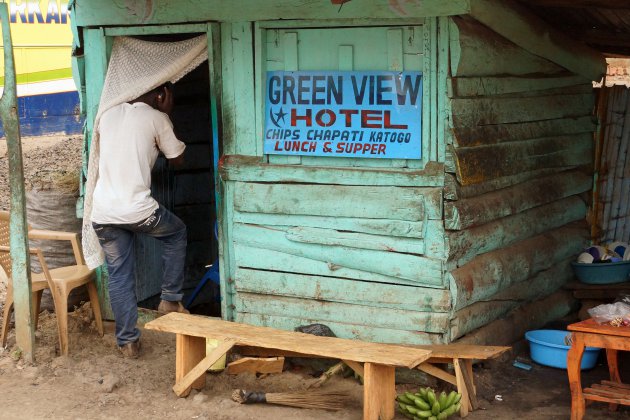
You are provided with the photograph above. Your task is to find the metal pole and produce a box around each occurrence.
[0,2,35,361]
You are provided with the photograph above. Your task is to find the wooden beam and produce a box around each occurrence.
[220,155,445,187]
[449,225,587,310]
[147,313,433,368]
[0,3,35,362]
[363,363,396,420]
[417,362,457,386]
[226,356,284,375]
[73,0,471,27]
[447,198,587,267]
[444,171,592,230]
[175,334,208,397]
[456,290,577,346]
[174,338,236,397]
[524,0,630,8]
[469,0,606,81]
[342,359,365,378]
[568,30,630,49]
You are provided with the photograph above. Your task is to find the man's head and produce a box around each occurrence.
[131,82,174,114]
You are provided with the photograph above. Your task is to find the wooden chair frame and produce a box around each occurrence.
[0,211,104,355]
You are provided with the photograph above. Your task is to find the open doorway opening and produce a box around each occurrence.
[122,34,219,317]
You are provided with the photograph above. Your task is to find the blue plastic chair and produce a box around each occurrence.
[185,222,220,309]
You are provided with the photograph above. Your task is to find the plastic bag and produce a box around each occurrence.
[588,302,630,325]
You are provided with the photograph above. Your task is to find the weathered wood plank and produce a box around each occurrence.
[445,171,592,230]
[233,211,425,239]
[236,313,445,345]
[449,16,564,77]
[285,226,424,254]
[234,244,432,288]
[424,220,447,259]
[234,268,451,312]
[449,75,590,97]
[447,197,587,266]
[451,115,596,148]
[451,301,520,342]
[468,0,606,81]
[490,257,574,301]
[74,0,470,26]
[449,225,587,310]
[456,290,577,345]
[451,94,594,127]
[449,258,574,339]
[219,155,445,187]
[234,182,442,221]
[444,167,577,201]
[452,134,592,185]
[233,223,443,285]
[234,293,450,333]
[226,357,285,375]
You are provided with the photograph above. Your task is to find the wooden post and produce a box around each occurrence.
[175,334,207,397]
[606,349,620,411]
[0,2,35,362]
[363,363,395,420]
[567,332,586,420]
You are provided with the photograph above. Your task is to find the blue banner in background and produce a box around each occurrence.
[264,71,422,159]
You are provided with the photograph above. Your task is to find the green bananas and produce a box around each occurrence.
[396,387,462,420]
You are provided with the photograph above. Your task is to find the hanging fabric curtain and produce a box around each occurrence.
[82,35,208,269]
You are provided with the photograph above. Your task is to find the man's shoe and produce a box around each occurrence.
[157,300,190,315]
[118,340,141,359]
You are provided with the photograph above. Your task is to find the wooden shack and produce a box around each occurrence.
[70,0,606,345]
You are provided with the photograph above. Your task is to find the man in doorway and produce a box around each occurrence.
[91,82,188,358]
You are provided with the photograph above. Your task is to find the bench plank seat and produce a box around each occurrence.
[145,313,432,420]
[146,313,431,367]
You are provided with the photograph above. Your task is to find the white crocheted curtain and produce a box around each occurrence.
[82,35,208,269]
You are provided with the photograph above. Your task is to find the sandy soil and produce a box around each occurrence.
[0,135,83,211]
[2,305,630,420]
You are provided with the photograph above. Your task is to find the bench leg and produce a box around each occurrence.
[363,363,395,420]
[454,358,478,417]
[176,334,206,397]
[607,349,620,412]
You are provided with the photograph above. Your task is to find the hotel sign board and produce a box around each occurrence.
[264,71,422,159]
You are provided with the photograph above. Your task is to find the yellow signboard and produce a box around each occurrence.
[0,0,72,91]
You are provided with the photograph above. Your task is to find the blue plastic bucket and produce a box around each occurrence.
[525,330,601,370]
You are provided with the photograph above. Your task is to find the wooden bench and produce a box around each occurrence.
[238,342,510,417]
[145,313,432,420]
[412,344,511,417]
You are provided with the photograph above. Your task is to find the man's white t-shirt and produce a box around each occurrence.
[91,102,185,224]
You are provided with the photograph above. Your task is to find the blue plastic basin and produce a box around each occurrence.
[571,260,630,284]
[525,330,600,370]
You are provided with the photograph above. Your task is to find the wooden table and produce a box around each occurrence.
[145,313,432,420]
[567,319,630,419]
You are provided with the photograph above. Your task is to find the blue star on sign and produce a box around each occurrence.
[274,107,287,124]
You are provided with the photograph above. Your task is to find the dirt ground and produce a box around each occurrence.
[2,307,630,420]
[3,136,630,419]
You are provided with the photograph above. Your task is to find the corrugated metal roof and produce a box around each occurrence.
[520,0,630,57]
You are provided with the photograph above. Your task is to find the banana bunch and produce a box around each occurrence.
[396,387,462,420]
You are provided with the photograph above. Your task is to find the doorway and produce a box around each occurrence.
[108,33,220,317]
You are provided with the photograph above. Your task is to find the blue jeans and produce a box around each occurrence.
[92,205,187,346]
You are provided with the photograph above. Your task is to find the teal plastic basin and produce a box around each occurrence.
[571,260,630,284]
[525,330,600,370]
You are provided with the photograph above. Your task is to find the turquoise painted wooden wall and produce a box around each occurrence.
[444,17,595,345]
[71,0,601,345]
[219,20,450,344]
